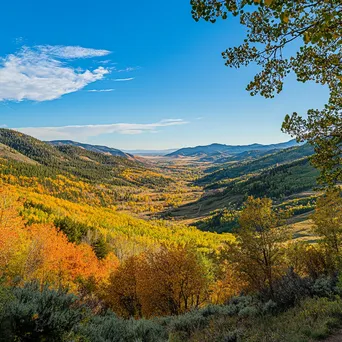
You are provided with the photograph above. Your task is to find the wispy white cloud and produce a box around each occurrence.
[35,45,111,59]
[15,119,188,140]
[118,67,139,73]
[87,88,115,93]
[0,45,111,102]
[99,59,112,65]
[114,77,134,82]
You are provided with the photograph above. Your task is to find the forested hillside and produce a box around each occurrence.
[48,140,134,159]
[197,144,314,187]
[0,129,162,186]
[0,129,340,342]
[168,157,319,222]
[0,129,182,213]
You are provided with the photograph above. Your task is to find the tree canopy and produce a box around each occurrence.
[191,0,342,185]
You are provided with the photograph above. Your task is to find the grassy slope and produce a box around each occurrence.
[0,143,37,165]
[184,297,342,342]
[197,144,314,188]
[168,158,319,221]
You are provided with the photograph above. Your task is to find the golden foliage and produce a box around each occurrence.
[311,188,342,255]
[0,185,119,292]
[223,197,289,295]
[137,245,210,317]
[106,245,210,317]
[6,184,233,257]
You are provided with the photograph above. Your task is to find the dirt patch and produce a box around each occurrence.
[323,330,342,342]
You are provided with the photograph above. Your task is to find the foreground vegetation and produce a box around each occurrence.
[2,280,342,342]
[1,179,342,341]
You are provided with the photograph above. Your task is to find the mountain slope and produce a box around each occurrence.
[198,148,281,163]
[48,140,135,159]
[167,157,318,220]
[0,143,38,165]
[0,129,172,189]
[197,144,315,188]
[0,129,68,166]
[167,139,299,158]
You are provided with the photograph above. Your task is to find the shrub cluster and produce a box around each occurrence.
[2,272,341,342]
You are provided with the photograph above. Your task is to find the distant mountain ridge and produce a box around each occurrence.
[167,139,300,159]
[47,139,299,159]
[48,140,135,160]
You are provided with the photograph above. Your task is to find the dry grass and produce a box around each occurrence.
[0,143,38,165]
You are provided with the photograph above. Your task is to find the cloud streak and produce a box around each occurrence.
[0,45,111,102]
[36,45,111,59]
[87,88,115,93]
[15,119,188,140]
[118,67,139,72]
[114,77,134,82]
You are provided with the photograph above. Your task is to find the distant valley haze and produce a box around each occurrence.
[45,137,300,157]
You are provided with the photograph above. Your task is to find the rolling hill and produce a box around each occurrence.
[48,140,135,159]
[0,142,38,165]
[0,129,172,189]
[167,157,319,221]
[167,139,300,159]
[198,148,281,164]
[0,129,69,166]
[197,144,315,188]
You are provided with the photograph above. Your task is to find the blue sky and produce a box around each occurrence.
[0,0,329,149]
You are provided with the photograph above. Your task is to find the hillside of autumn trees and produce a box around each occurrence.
[0,122,340,342]
[0,129,203,215]
[1,172,342,341]
[0,122,339,342]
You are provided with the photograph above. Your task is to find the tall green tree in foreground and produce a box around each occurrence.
[226,197,288,297]
[191,0,341,185]
[311,188,342,269]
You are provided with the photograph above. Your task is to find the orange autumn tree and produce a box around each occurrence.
[105,255,143,318]
[210,260,247,305]
[105,245,210,318]
[137,245,210,317]
[24,224,116,289]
